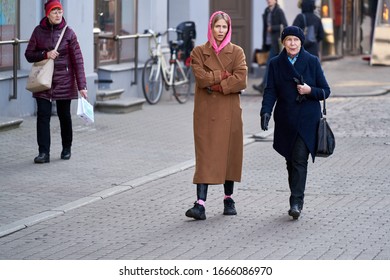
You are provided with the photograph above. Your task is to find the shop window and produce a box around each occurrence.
[371,0,390,65]
[320,0,337,57]
[379,0,389,24]
[0,0,17,70]
[94,0,136,65]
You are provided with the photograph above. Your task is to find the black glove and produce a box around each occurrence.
[261,113,271,131]
[294,76,306,103]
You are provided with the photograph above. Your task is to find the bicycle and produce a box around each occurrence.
[142,28,193,104]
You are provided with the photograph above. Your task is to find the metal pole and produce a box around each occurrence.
[11,40,19,100]
[132,36,138,85]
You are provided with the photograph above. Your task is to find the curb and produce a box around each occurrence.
[0,135,260,238]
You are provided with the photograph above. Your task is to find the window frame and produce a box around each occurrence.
[0,0,19,71]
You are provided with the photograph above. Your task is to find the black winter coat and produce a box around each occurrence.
[25,17,86,101]
[292,1,325,57]
[262,4,288,52]
[260,48,331,162]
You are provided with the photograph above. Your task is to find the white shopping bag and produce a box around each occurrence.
[77,97,94,123]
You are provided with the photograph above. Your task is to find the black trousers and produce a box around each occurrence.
[286,136,310,209]
[36,98,72,154]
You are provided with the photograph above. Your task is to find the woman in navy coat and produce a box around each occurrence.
[260,26,330,219]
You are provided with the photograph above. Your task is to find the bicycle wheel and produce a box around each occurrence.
[142,57,163,104]
[172,62,191,104]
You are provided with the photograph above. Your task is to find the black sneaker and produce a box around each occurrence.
[185,202,206,220]
[34,153,50,163]
[223,198,237,215]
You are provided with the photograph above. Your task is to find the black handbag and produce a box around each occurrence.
[316,90,335,157]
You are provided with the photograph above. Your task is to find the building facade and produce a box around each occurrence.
[1,0,387,118]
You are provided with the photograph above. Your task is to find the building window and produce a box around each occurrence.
[0,0,17,70]
[380,0,390,24]
[94,0,136,65]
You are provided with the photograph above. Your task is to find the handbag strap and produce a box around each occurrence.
[321,89,327,116]
[301,13,307,28]
[54,25,68,52]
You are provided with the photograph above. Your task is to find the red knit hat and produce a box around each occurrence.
[45,0,63,17]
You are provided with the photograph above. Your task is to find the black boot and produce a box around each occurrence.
[34,153,50,163]
[185,184,208,220]
[61,147,71,160]
[288,204,301,220]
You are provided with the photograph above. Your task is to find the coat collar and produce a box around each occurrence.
[40,17,67,30]
[203,41,233,70]
[277,47,310,81]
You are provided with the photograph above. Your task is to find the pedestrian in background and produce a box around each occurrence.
[260,26,330,219]
[292,0,325,58]
[185,11,247,220]
[253,0,288,94]
[25,0,88,164]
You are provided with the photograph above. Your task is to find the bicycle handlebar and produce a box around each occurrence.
[144,27,179,38]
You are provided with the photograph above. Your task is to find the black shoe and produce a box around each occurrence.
[34,153,50,163]
[288,205,301,220]
[185,202,206,220]
[223,197,237,215]
[252,83,264,94]
[61,148,71,160]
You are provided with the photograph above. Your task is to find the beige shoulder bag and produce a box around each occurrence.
[26,25,68,93]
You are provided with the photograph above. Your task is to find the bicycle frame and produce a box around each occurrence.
[142,28,192,104]
[148,29,189,87]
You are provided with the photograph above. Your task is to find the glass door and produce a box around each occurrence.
[94,0,136,65]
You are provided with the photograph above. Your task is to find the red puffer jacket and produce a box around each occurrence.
[25,17,86,101]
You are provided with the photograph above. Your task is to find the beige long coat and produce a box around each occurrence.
[191,41,247,184]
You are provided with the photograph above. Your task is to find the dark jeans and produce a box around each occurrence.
[286,136,309,209]
[36,98,72,154]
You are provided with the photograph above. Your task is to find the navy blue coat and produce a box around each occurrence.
[260,47,330,162]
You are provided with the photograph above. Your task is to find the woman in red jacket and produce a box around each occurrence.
[25,0,87,163]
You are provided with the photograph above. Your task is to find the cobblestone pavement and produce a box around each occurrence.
[0,56,390,260]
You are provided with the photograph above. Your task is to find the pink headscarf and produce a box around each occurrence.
[207,11,232,55]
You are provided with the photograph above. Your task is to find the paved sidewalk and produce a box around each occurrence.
[0,55,389,260]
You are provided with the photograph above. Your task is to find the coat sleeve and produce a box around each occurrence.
[68,30,87,90]
[306,57,331,101]
[190,46,222,89]
[272,8,288,32]
[220,46,247,95]
[316,19,325,42]
[260,60,277,116]
[292,14,304,30]
[25,27,47,63]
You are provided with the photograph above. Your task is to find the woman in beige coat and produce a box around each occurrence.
[185,11,247,220]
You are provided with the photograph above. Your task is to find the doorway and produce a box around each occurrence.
[210,0,252,65]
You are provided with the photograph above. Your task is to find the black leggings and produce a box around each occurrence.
[196,180,234,201]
